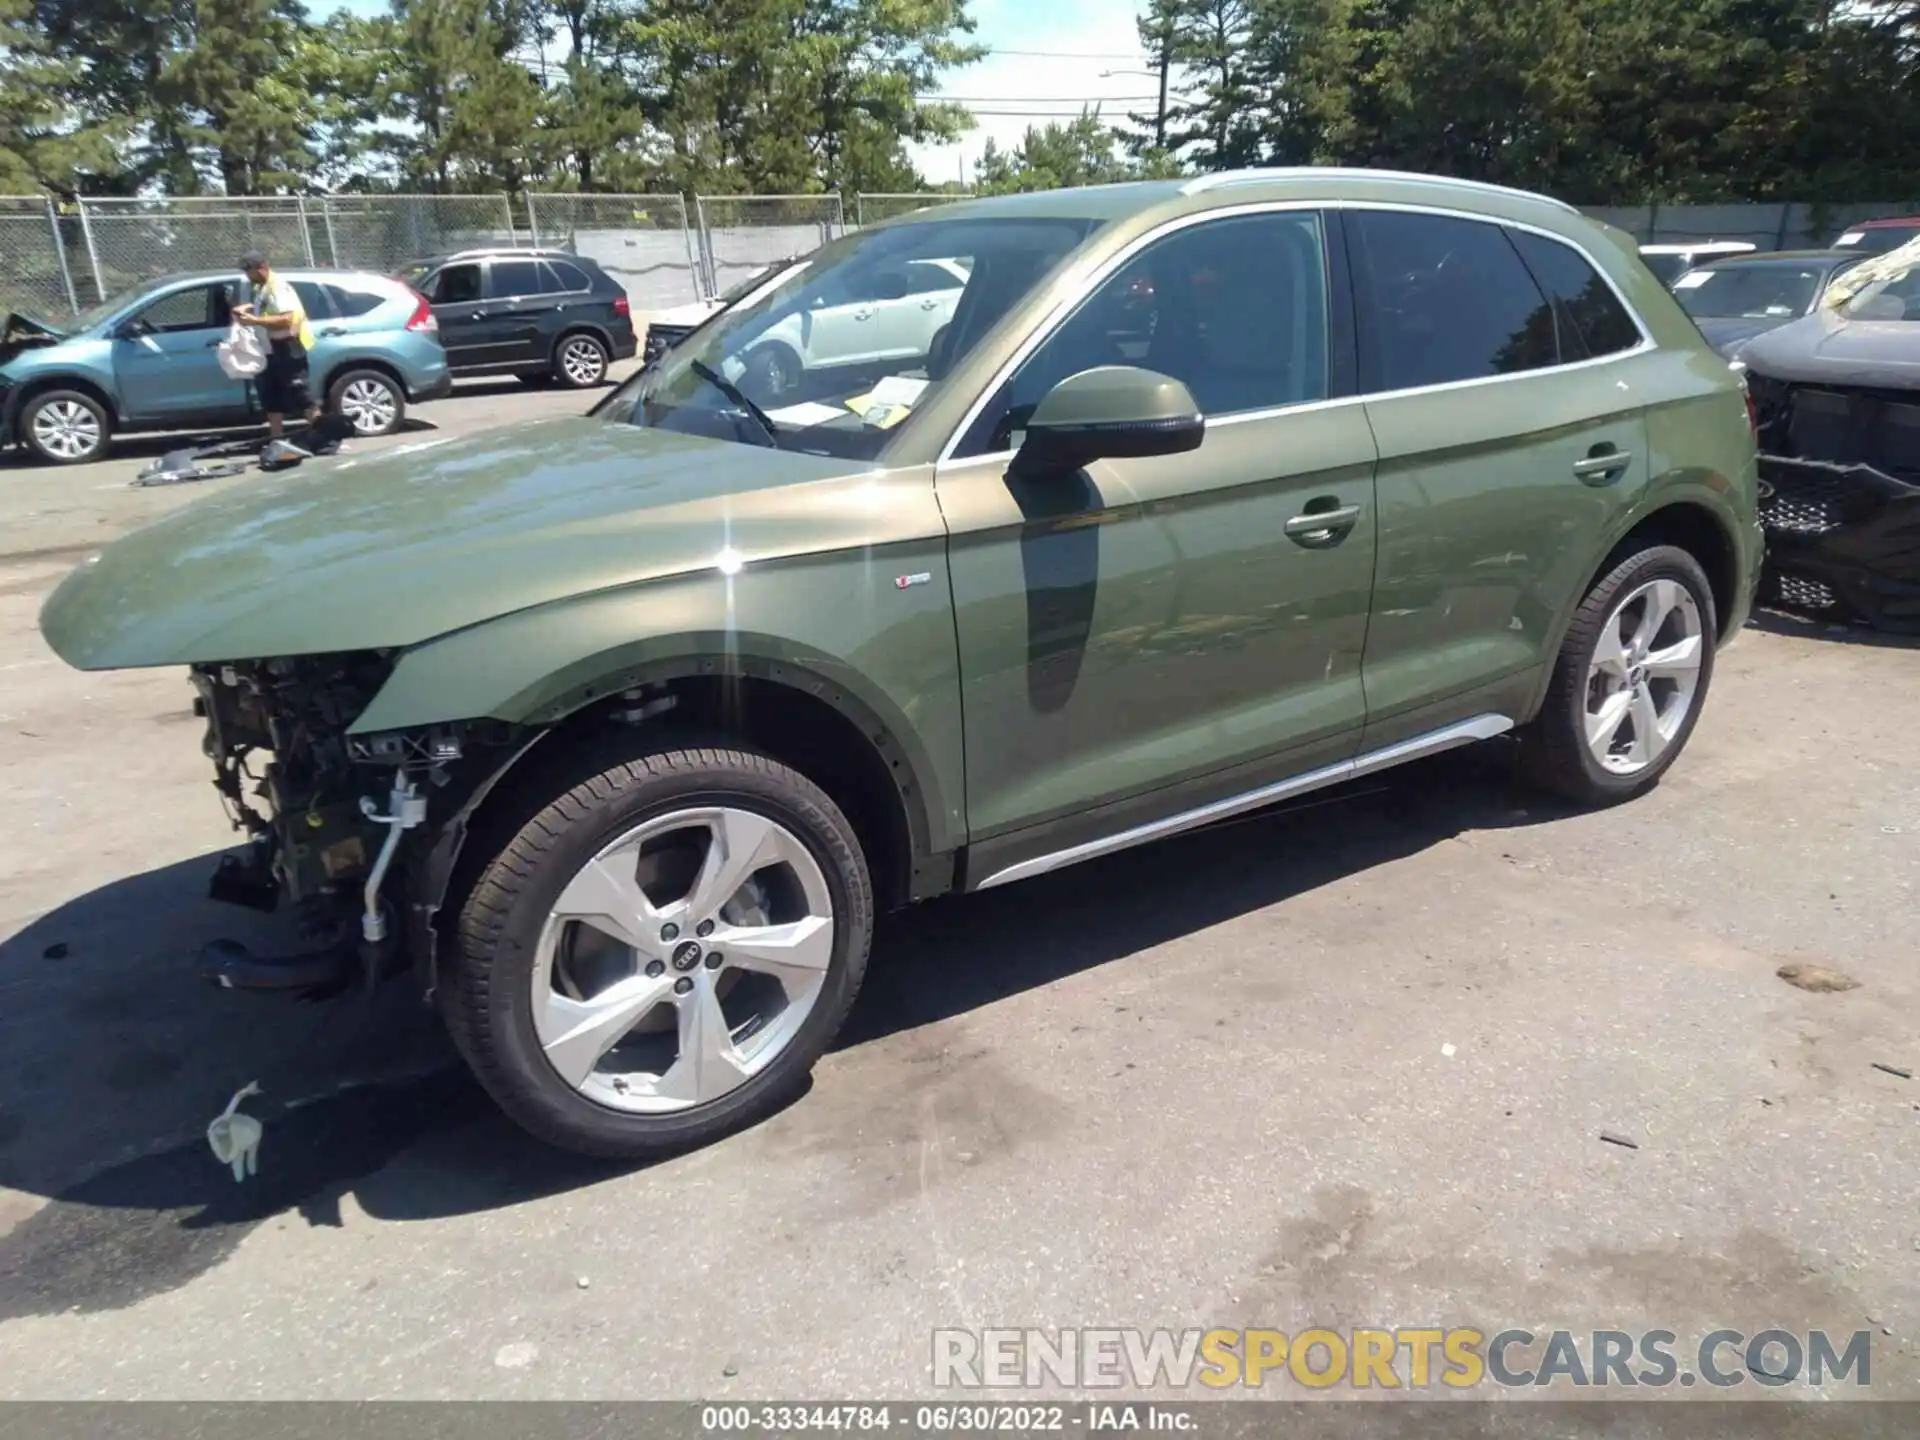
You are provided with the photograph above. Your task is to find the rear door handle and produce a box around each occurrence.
[1573,449,1633,482]
[1284,504,1361,547]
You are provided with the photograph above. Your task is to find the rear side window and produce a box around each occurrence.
[326,285,387,318]
[1508,230,1643,359]
[544,259,592,292]
[1350,210,1557,391]
[487,259,545,298]
[290,281,333,321]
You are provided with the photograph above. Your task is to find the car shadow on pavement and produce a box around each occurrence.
[0,742,1571,1318]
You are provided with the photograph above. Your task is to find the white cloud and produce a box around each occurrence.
[907,0,1155,188]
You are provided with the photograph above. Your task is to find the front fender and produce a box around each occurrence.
[350,552,967,853]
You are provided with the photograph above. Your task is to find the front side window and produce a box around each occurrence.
[599,215,1102,460]
[1508,229,1643,358]
[433,264,482,305]
[959,210,1331,457]
[134,285,220,333]
[1351,210,1558,390]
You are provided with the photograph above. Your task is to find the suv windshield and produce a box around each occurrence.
[599,215,1102,459]
[1839,262,1920,321]
[1672,262,1826,319]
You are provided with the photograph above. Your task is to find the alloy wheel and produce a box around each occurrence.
[338,378,398,434]
[31,400,102,460]
[1583,577,1704,775]
[530,806,835,1114]
[561,338,607,386]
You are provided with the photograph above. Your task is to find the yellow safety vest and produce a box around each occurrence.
[253,271,315,351]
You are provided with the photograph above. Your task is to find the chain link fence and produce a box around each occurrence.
[854,192,973,226]
[695,194,845,295]
[75,196,314,306]
[0,197,79,319]
[308,194,518,274]
[526,193,702,310]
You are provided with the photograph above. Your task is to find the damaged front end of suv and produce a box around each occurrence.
[1738,238,1920,632]
[189,651,526,993]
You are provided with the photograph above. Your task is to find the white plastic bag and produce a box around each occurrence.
[217,319,266,379]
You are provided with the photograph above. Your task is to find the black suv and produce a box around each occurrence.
[397,248,638,388]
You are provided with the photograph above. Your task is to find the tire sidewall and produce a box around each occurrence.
[459,754,871,1153]
[554,332,609,388]
[747,341,799,400]
[327,369,404,436]
[1553,545,1718,798]
[23,390,109,465]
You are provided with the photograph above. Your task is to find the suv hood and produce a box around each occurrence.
[1,309,68,366]
[1738,308,1920,391]
[41,416,877,669]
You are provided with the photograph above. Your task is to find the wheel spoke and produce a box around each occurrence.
[1627,683,1663,765]
[1591,630,1632,680]
[551,845,660,953]
[655,977,751,1104]
[1586,688,1633,752]
[680,810,789,924]
[1629,579,1678,657]
[1644,633,1703,679]
[715,915,833,987]
[537,972,675,1088]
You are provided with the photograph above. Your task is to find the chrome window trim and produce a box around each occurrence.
[936,199,1656,468]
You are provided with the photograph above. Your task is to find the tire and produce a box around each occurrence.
[515,371,554,388]
[744,341,800,402]
[327,368,406,436]
[442,741,874,1158]
[20,389,110,465]
[1520,543,1717,806]
[552,332,610,388]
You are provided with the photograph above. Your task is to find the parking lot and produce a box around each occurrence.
[0,372,1917,1401]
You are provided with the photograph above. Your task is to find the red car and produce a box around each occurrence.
[1829,217,1920,256]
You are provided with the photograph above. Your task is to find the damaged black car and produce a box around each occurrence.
[1736,242,1920,631]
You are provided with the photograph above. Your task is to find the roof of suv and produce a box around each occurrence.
[411,247,600,265]
[892,168,1583,231]
[1857,216,1920,228]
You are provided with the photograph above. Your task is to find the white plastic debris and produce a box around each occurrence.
[1440,1042,1457,1058]
[207,1081,264,1182]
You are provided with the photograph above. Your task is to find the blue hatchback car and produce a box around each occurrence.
[0,268,452,465]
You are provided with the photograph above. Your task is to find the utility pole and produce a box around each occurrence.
[1154,19,1172,150]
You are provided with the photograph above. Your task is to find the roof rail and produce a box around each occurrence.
[1180,167,1579,215]
[447,245,574,260]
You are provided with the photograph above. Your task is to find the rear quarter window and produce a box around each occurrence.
[1508,230,1642,359]
[543,260,594,292]
[325,285,389,318]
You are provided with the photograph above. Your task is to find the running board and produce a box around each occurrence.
[973,714,1514,890]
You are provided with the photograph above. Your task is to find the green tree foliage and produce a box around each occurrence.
[0,0,126,194]
[975,112,1183,194]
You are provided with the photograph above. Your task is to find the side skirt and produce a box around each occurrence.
[972,714,1514,891]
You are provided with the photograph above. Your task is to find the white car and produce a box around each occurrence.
[735,257,971,396]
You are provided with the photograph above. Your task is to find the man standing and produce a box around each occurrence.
[232,249,321,456]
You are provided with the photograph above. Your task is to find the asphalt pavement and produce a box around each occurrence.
[0,372,1916,1402]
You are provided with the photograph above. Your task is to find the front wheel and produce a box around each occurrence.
[21,389,111,464]
[442,743,874,1158]
[328,369,406,436]
[1520,543,1717,805]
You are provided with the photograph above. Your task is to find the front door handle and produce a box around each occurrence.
[1284,504,1361,547]
[1573,448,1633,483]
[320,327,345,338]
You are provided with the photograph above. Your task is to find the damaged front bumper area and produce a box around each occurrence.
[191,653,519,994]
[1750,378,1920,631]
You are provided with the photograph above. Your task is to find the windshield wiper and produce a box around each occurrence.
[689,359,781,449]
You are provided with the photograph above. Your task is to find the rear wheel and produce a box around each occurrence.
[553,332,610,388]
[1520,543,1716,805]
[327,369,406,436]
[443,743,873,1158]
[21,389,110,464]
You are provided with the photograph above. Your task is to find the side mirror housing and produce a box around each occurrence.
[113,317,150,341]
[1011,366,1205,479]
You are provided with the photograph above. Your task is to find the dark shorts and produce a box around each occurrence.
[258,343,312,415]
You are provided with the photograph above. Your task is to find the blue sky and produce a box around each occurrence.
[333,0,1152,186]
